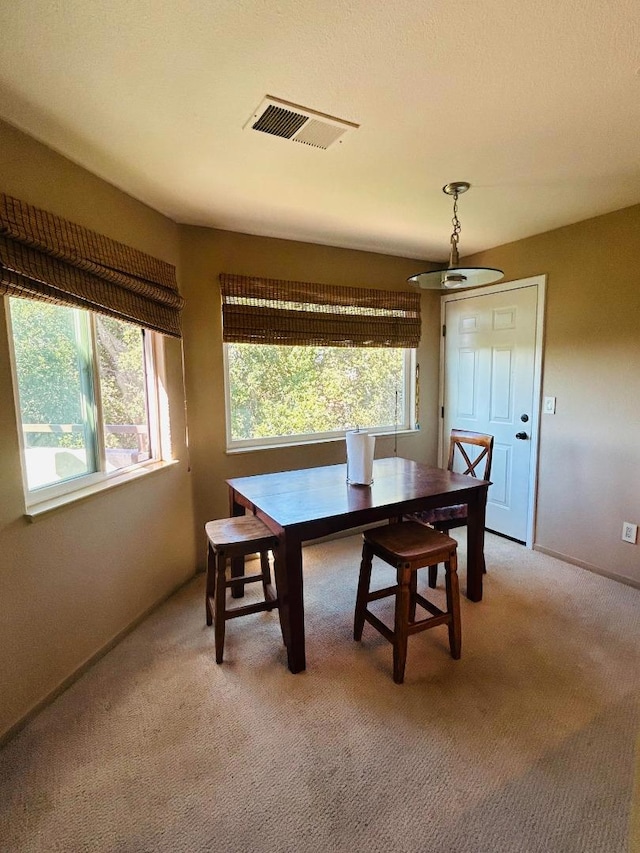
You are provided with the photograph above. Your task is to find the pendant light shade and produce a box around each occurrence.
[408,182,504,290]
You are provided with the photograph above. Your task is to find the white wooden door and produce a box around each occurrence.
[443,284,539,541]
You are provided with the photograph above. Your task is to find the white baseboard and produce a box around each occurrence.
[533,545,640,590]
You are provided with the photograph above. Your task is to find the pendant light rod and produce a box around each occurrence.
[444,181,469,268]
[408,181,504,291]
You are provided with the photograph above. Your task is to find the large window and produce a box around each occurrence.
[219,273,421,451]
[7,297,160,502]
[225,342,415,449]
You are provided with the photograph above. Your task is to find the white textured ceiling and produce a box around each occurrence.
[0,0,639,261]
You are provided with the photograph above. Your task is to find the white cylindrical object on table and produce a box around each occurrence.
[346,430,376,485]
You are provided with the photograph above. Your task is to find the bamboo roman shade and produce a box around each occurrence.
[0,194,183,337]
[220,273,421,348]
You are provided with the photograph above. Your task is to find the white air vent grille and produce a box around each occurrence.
[245,96,358,150]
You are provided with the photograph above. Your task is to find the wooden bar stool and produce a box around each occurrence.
[205,515,280,663]
[354,521,461,684]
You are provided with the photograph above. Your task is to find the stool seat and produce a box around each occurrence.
[362,523,458,566]
[205,515,278,555]
[354,521,461,683]
[205,515,281,663]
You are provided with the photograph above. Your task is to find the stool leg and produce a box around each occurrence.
[408,570,418,622]
[214,552,227,664]
[271,551,287,647]
[354,542,374,641]
[260,549,273,599]
[444,551,461,660]
[206,543,215,626]
[393,564,412,684]
[427,564,438,588]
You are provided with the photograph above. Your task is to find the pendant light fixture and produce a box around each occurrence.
[408,182,503,290]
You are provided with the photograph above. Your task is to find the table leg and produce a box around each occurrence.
[274,531,306,673]
[228,489,245,599]
[466,487,488,602]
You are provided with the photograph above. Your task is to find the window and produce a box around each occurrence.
[225,342,415,449]
[219,273,421,451]
[7,297,160,502]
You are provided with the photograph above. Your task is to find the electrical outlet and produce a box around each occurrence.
[543,396,556,414]
[622,522,638,544]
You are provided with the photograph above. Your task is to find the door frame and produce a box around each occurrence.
[438,274,547,548]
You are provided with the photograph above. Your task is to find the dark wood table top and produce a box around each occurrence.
[227,456,490,532]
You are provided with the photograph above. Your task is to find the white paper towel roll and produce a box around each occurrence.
[346,430,375,485]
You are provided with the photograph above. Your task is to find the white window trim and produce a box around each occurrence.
[223,344,417,452]
[24,459,179,520]
[5,298,172,515]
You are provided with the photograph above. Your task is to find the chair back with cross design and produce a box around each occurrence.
[447,429,493,481]
[409,428,493,588]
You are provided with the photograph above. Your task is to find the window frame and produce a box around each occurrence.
[223,343,418,452]
[6,297,164,508]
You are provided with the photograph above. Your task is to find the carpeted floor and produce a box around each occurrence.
[1,533,639,853]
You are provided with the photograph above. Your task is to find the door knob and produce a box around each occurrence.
[515,431,528,440]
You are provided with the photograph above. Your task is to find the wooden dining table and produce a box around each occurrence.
[227,456,490,674]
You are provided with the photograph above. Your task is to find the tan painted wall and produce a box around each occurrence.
[5,111,636,742]
[179,226,442,556]
[0,120,197,739]
[464,205,640,584]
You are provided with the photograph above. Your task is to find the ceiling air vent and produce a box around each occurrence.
[245,96,358,149]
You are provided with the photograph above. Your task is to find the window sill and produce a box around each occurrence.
[226,428,420,455]
[25,459,180,521]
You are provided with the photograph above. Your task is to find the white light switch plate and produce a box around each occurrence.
[622,522,638,544]
[543,396,556,414]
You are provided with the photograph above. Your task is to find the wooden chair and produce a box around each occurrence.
[205,515,280,663]
[411,429,493,588]
[354,521,461,684]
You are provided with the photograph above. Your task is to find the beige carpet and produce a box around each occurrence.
[1,533,639,853]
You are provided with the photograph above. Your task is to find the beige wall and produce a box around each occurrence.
[464,205,640,585]
[0,121,197,740]
[179,226,442,555]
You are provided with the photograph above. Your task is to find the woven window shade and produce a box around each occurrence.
[0,194,184,337]
[220,273,421,348]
